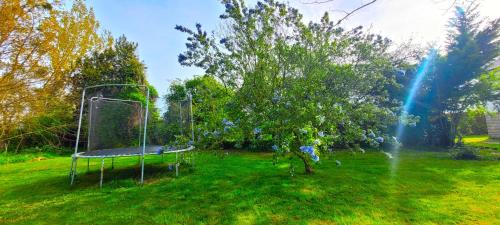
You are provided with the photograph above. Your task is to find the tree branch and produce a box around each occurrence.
[335,0,377,26]
[301,0,378,26]
[302,0,338,4]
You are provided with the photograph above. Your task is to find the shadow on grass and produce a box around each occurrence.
[1,160,192,199]
[73,163,195,188]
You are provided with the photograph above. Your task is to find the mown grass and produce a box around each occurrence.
[463,135,500,151]
[0,145,71,165]
[0,149,499,224]
[0,152,60,165]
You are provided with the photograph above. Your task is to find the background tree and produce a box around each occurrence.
[72,35,160,146]
[0,0,102,151]
[72,35,147,90]
[404,4,499,147]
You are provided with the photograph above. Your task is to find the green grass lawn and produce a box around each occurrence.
[463,135,500,151]
[0,149,499,224]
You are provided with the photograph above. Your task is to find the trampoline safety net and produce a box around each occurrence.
[87,97,143,151]
[74,85,152,157]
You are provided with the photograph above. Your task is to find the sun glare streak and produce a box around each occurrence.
[391,48,437,176]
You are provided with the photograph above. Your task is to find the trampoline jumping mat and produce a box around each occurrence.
[75,145,164,158]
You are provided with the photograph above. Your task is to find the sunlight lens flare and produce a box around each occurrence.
[401,48,437,114]
[392,48,437,174]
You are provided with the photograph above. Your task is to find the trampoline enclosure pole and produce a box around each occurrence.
[74,89,85,156]
[87,99,93,151]
[189,93,195,169]
[179,101,183,135]
[71,89,86,184]
[140,87,150,184]
[189,93,194,141]
[138,106,143,148]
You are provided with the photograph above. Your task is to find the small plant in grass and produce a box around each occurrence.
[165,135,192,151]
[450,146,481,160]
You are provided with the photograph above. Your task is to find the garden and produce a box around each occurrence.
[1,0,499,224]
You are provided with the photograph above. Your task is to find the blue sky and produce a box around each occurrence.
[84,0,499,111]
[86,0,225,110]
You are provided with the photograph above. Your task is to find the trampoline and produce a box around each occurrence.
[74,145,195,158]
[69,84,195,188]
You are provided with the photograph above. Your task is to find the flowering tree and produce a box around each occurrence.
[175,0,408,174]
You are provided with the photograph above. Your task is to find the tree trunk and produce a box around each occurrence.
[448,113,462,147]
[299,155,314,174]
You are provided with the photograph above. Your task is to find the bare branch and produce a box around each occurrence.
[444,0,459,13]
[301,0,378,26]
[302,0,337,4]
[334,0,377,26]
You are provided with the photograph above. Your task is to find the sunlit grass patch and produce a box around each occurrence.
[462,135,490,143]
[462,135,500,159]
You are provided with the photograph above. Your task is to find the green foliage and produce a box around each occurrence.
[450,146,481,160]
[167,135,191,151]
[72,35,155,109]
[3,100,74,152]
[164,76,233,148]
[479,67,500,95]
[457,107,488,137]
[406,5,500,147]
[176,0,404,173]
[72,35,147,89]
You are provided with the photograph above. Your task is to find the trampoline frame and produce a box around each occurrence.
[69,84,195,188]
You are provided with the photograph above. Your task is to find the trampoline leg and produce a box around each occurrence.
[100,158,105,188]
[87,158,90,173]
[111,158,114,170]
[175,163,179,177]
[69,157,75,180]
[140,155,145,185]
[175,152,179,177]
[70,157,78,185]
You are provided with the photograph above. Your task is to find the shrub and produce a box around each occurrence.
[450,147,481,160]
